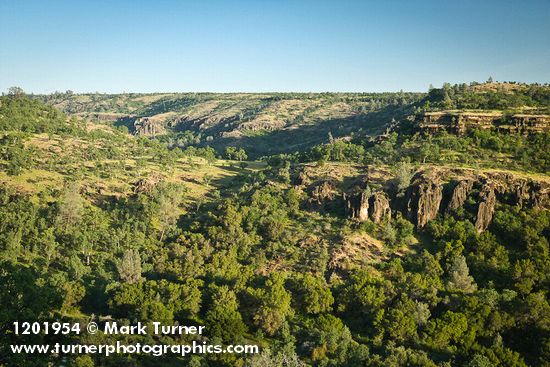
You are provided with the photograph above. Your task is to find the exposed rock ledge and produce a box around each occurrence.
[418,111,550,135]
[342,168,550,232]
[447,179,474,213]
[344,190,391,224]
[133,117,166,136]
[405,173,443,228]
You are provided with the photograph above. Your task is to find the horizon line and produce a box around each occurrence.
[8,81,550,96]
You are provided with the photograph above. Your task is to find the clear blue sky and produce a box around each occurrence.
[1,0,549,93]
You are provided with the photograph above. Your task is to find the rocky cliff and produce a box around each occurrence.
[418,111,550,135]
[369,191,392,224]
[446,179,474,213]
[133,117,166,136]
[310,180,338,205]
[343,190,391,223]
[339,167,550,232]
[405,173,443,228]
[474,182,497,232]
[344,191,370,221]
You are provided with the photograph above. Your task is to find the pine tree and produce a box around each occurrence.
[447,255,477,293]
[56,183,84,231]
[254,273,293,335]
[117,249,142,284]
[205,286,247,342]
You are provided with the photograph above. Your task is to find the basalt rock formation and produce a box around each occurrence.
[405,174,443,228]
[514,180,532,208]
[340,168,550,232]
[368,192,391,223]
[133,117,166,136]
[293,164,549,232]
[474,183,497,232]
[511,179,550,208]
[344,191,370,221]
[531,182,550,208]
[344,190,392,223]
[418,111,550,135]
[446,179,474,213]
[310,180,338,205]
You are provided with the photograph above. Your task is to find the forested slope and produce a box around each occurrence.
[1,86,550,367]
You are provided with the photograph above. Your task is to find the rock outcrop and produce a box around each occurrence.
[506,114,550,134]
[531,183,550,208]
[337,167,550,232]
[368,192,391,223]
[310,181,338,205]
[475,183,497,232]
[344,191,370,221]
[511,179,550,208]
[405,175,443,228]
[447,179,474,213]
[418,111,550,135]
[133,117,166,136]
[513,180,531,208]
[133,173,163,194]
[344,190,391,223]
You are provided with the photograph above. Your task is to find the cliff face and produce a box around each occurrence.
[344,191,370,221]
[344,190,391,223]
[509,115,550,133]
[474,183,497,232]
[512,180,550,208]
[133,117,166,136]
[297,164,549,233]
[447,179,474,213]
[339,168,550,232]
[369,192,391,224]
[418,112,550,135]
[405,174,443,228]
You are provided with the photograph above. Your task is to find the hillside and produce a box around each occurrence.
[2,86,550,367]
[33,83,550,158]
[35,92,423,156]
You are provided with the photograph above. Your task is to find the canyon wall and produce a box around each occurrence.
[340,168,550,232]
[418,112,550,135]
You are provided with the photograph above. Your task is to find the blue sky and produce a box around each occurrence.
[1,0,549,93]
